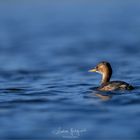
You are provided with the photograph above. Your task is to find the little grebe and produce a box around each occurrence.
[89,61,134,91]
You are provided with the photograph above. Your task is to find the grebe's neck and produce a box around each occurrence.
[101,69,112,85]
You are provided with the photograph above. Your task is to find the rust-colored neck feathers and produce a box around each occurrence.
[96,62,112,85]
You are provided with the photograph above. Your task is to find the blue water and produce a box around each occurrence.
[0,0,140,139]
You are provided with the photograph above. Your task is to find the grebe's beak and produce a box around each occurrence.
[88,68,97,72]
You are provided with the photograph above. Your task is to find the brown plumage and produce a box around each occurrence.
[89,61,134,91]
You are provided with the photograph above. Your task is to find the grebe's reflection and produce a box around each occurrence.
[95,92,112,101]
[90,88,113,101]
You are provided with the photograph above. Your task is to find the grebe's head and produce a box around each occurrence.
[89,61,112,76]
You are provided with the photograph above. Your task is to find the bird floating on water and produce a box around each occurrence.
[89,61,134,91]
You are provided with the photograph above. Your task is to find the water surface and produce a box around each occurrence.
[0,0,140,139]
